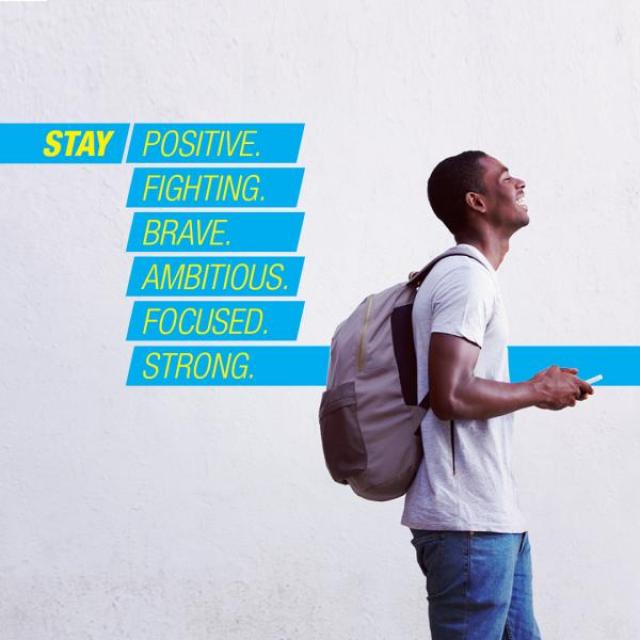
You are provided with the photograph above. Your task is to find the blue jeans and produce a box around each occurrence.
[410,529,542,640]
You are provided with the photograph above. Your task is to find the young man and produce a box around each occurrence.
[401,151,593,640]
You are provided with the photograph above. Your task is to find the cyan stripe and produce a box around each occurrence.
[509,346,639,385]
[0,123,129,163]
[127,168,304,208]
[127,301,304,341]
[126,123,304,163]
[126,212,304,252]
[127,256,304,297]
[127,345,329,386]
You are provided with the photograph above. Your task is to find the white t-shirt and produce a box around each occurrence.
[401,244,526,532]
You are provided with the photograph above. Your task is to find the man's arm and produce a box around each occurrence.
[428,332,594,421]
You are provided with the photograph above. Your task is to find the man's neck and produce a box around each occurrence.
[453,233,510,270]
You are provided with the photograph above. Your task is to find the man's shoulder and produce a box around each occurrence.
[429,254,496,292]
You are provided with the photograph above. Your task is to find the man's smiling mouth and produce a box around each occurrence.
[516,192,528,211]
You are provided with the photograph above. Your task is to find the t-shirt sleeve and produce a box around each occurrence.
[430,263,496,348]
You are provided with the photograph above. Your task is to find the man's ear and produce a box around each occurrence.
[465,191,486,213]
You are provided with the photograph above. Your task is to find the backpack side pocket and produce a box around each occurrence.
[319,382,367,483]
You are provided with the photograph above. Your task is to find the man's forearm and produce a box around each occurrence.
[434,377,541,421]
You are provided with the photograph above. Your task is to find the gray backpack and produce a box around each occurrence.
[318,247,485,501]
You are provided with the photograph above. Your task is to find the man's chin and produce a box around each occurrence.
[508,214,530,235]
[517,210,530,228]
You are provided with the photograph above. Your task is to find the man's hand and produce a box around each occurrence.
[529,365,594,410]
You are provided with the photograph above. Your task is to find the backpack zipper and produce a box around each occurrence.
[356,295,374,371]
[450,420,456,475]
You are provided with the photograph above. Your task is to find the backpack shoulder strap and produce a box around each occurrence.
[407,247,490,289]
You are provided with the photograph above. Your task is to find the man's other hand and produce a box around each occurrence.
[530,365,594,410]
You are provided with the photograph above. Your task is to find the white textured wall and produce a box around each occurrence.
[1,1,640,638]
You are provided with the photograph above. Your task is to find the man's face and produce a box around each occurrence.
[475,155,528,232]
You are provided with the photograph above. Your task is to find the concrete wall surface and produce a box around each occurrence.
[1,1,639,638]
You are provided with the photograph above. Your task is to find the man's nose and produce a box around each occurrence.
[515,177,526,189]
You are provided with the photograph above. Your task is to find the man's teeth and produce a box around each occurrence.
[516,194,526,204]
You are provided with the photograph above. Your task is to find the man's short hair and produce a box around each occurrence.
[427,150,488,233]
